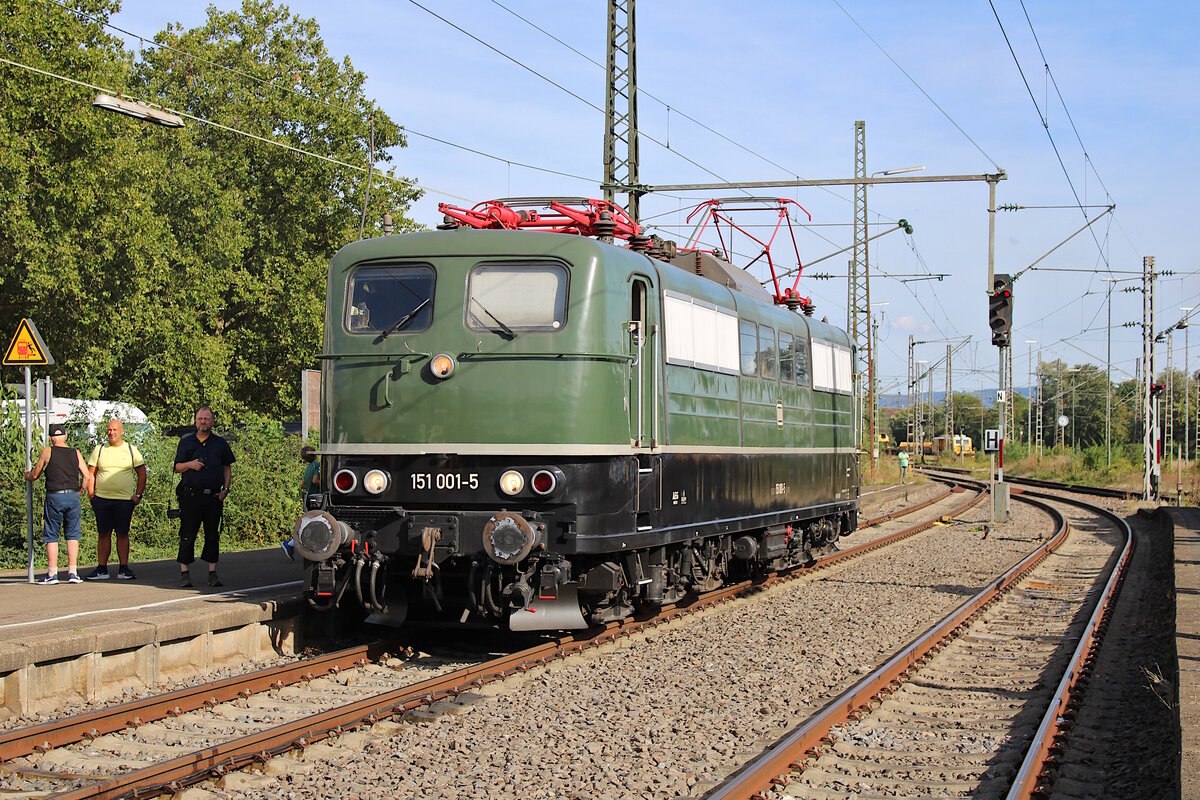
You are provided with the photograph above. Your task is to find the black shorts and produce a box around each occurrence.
[91,496,135,535]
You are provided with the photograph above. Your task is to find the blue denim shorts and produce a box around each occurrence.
[43,491,83,544]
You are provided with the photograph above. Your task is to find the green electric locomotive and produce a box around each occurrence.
[295,198,860,630]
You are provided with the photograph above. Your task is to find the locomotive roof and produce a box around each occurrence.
[333,229,849,345]
[660,249,774,302]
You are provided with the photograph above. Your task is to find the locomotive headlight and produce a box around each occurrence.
[430,353,456,379]
[363,469,390,495]
[498,469,524,496]
[333,469,357,494]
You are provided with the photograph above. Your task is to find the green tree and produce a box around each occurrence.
[130,0,421,420]
[0,0,155,396]
[0,0,422,422]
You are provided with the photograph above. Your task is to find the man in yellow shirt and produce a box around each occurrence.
[85,419,147,580]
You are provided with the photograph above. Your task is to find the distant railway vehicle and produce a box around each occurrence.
[294,198,860,631]
[933,434,974,456]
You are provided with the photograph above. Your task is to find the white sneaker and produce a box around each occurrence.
[67,573,83,584]
[37,574,59,585]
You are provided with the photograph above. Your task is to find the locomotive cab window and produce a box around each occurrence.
[467,261,568,333]
[345,264,435,335]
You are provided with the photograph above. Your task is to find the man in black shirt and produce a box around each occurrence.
[173,407,235,587]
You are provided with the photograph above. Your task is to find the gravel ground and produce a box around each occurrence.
[0,652,296,732]
[197,497,1053,800]
[859,481,945,521]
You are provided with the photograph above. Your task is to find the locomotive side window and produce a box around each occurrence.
[793,336,811,386]
[779,332,795,382]
[739,321,779,377]
[811,340,852,393]
[663,292,739,373]
[345,264,435,335]
[467,261,568,332]
[739,320,758,376]
[760,327,778,379]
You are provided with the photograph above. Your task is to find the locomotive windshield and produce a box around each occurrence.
[467,261,568,333]
[345,264,435,335]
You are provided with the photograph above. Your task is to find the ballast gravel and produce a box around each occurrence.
[206,496,1050,800]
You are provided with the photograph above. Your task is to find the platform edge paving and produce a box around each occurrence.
[1165,506,1199,800]
[0,594,304,716]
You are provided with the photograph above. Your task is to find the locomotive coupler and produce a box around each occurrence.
[538,559,572,600]
[412,526,441,579]
[315,561,336,598]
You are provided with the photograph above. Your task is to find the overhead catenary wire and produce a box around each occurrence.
[0,54,471,202]
[484,0,861,213]
[987,0,1112,271]
[402,0,741,191]
[40,0,601,190]
[1016,0,1114,203]
[831,0,1000,171]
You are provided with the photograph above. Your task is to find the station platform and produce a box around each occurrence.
[1167,507,1200,798]
[0,547,305,715]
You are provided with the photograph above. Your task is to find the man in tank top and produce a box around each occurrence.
[24,423,93,584]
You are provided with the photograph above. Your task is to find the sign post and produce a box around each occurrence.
[983,428,1006,523]
[4,319,55,583]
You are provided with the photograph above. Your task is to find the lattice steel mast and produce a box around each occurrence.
[603,0,641,225]
[850,121,872,456]
[945,344,953,444]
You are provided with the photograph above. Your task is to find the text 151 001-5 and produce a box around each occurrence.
[410,472,480,491]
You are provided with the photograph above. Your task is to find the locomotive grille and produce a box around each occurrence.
[328,506,400,531]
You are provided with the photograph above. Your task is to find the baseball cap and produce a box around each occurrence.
[47,423,66,437]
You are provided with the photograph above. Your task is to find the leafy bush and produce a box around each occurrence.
[0,391,37,562]
[0,389,308,569]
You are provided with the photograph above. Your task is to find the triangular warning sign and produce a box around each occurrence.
[3,318,54,366]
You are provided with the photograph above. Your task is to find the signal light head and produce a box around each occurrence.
[989,273,1013,347]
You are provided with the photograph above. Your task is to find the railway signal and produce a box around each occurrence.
[989,274,1013,347]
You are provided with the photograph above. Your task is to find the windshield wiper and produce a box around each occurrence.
[470,297,516,340]
[378,298,431,341]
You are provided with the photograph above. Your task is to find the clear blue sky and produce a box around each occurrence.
[108,0,1200,400]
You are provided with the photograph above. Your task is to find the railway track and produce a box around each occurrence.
[915,464,1135,500]
[0,483,981,799]
[704,479,1131,800]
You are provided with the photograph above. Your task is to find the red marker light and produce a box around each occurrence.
[333,469,357,493]
[531,470,557,495]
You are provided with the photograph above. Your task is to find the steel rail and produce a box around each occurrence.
[1004,489,1134,798]
[0,641,396,762]
[858,483,951,529]
[15,485,986,799]
[702,481,1069,800]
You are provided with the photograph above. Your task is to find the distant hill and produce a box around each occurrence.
[878,387,1034,409]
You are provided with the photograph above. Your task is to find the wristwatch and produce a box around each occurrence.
[134,493,142,500]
